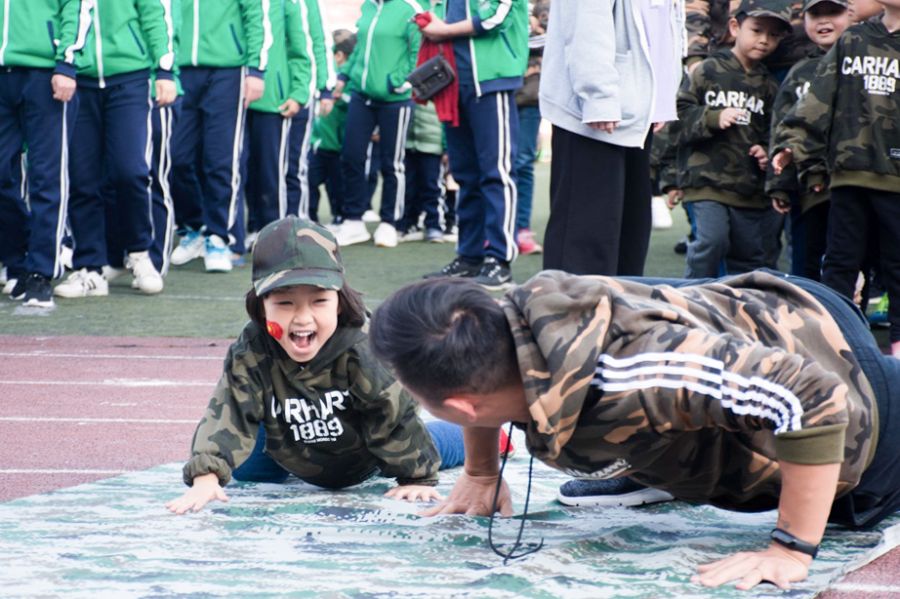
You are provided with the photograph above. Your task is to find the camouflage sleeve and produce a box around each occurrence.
[603,324,851,466]
[349,352,441,486]
[684,0,712,61]
[766,67,803,198]
[653,122,681,192]
[182,345,267,487]
[774,45,839,193]
[676,62,720,144]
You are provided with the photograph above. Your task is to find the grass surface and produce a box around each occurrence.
[0,162,699,338]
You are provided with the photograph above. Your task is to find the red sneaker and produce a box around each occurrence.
[499,428,516,458]
[516,229,543,256]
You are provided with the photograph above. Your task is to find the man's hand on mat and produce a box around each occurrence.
[385,484,443,502]
[418,472,513,517]
[165,473,229,514]
[692,545,810,590]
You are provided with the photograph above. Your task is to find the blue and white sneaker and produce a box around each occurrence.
[557,478,674,507]
[203,234,232,273]
[171,228,205,266]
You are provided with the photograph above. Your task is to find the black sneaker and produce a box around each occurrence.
[8,277,27,300]
[557,478,674,507]
[424,256,482,279]
[472,256,512,290]
[23,273,54,308]
[673,237,688,255]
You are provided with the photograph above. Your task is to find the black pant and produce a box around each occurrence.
[822,186,900,342]
[543,126,652,276]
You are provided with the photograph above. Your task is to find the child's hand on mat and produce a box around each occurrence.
[165,473,229,514]
[418,472,513,517]
[385,484,443,502]
[692,544,811,590]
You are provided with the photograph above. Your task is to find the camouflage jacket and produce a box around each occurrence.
[774,21,900,194]
[685,0,815,70]
[183,321,441,487]
[501,270,877,513]
[676,51,778,207]
[766,50,830,213]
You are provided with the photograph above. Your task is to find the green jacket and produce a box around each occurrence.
[179,0,269,75]
[406,101,443,155]
[432,0,529,96]
[342,0,425,102]
[504,270,874,513]
[774,21,900,195]
[79,0,177,84]
[0,0,92,77]
[184,321,441,487]
[676,51,778,208]
[249,0,312,113]
[302,0,334,97]
[766,52,829,214]
[309,88,349,153]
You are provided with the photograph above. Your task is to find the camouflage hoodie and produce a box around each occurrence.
[774,21,900,195]
[183,321,441,487]
[501,270,877,512]
[766,50,830,213]
[676,50,779,207]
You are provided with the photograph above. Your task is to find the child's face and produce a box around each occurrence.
[334,50,347,67]
[849,0,883,20]
[263,285,340,363]
[804,3,851,47]
[729,16,786,63]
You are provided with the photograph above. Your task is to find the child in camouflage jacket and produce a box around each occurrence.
[772,0,900,357]
[167,216,465,514]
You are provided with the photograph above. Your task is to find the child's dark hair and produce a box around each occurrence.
[369,278,520,402]
[245,284,367,329]
[333,29,357,57]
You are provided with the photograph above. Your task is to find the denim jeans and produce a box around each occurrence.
[514,105,541,231]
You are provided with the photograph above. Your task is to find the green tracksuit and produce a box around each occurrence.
[179,0,269,75]
[0,0,93,76]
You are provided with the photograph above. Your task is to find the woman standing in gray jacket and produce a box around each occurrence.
[539,0,685,276]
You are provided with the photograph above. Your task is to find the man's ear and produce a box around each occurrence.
[443,397,478,422]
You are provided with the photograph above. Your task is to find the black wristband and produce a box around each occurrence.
[770,528,819,559]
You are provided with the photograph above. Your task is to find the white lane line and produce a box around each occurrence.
[0,469,130,475]
[0,416,197,424]
[0,352,222,361]
[829,582,900,593]
[1,379,212,387]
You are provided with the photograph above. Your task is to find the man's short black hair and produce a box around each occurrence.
[370,278,520,402]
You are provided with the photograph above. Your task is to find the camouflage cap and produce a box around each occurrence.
[252,216,345,296]
[734,0,793,26]
[803,0,848,11]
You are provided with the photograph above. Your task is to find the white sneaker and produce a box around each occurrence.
[2,277,16,295]
[651,196,673,230]
[102,265,127,282]
[362,210,380,223]
[373,222,398,248]
[54,269,109,298]
[398,227,424,243]
[333,220,371,247]
[170,229,205,266]
[126,251,164,294]
[203,235,233,272]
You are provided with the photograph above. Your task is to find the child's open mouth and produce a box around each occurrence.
[289,330,316,349]
[817,25,834,35]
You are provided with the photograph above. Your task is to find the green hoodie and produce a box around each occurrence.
[342,0,425,102]
[432,0,529,97]
[78,0,177,86]
[179,0,270,75]
[0,0,92,77]
[302,0,334,97]
[249,0,312,113]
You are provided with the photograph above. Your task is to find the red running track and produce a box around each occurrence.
[1,334,898,595]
